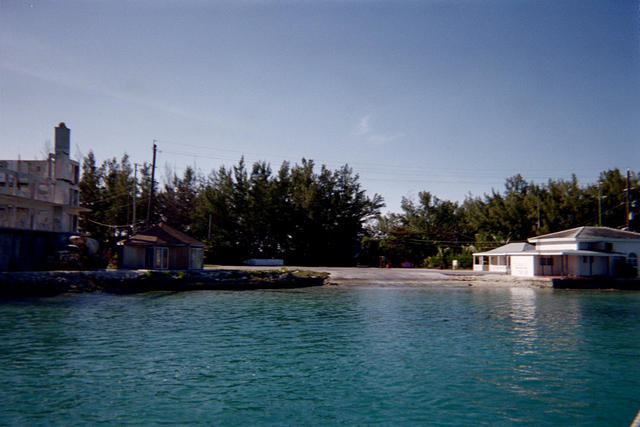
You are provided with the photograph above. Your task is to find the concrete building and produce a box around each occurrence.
[117,223,205,270]
[0,123,87,232]
[473,227,640,278]
[0,123,89,270]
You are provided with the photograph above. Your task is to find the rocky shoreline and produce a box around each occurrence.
[0,269,329,297]
[2,268,638,298]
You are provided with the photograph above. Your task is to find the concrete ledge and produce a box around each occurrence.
[552,277,640,290]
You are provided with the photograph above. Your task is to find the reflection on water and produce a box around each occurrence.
[509,287,537,354]
[1,287,639,425]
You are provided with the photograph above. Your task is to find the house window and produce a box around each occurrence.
[629,253,638,270]
[154,247,169,269]
[582,256,588,264]
[539,257,553,266]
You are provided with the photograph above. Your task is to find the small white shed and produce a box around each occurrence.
[473,242,534,273]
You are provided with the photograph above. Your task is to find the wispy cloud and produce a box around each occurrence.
[353,115,371,136]
[352,115,403,145]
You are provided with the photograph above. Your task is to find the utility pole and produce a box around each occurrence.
[146,142,157,228]
[132,163,137,230]
[597,182,602,227]
[626,168,631,230]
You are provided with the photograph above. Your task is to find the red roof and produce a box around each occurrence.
[119,223,204,247]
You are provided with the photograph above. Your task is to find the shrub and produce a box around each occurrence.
[454,253,473,269]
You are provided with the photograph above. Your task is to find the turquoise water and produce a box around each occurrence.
[1,285,639,426]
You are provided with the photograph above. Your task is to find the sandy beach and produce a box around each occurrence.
[208,266,554,288]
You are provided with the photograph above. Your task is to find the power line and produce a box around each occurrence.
[156,139,619,174]
[86,218,144,229]
[159,149,606,185]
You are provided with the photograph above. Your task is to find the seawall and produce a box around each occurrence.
[552,277,640,290]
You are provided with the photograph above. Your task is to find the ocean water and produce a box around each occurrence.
[1,285,639,426]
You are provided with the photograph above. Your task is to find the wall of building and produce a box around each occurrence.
[573,255,610,277]
[532,255,571,276]
[473,256,486,271]
[567,256,579,276]
[511,256,535,277]
[534,241,578,251]
[120,246,145,269]
[614,241,640,257]
[0,204,76,232]
[169,247,189,269]
[118,245,204,270]
[0,124,81,235]
[0,228,72,271]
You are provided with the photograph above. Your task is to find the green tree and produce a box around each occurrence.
[593,169,638,229]
[157,166,200,233]
[78,151,105,239]
[191,157,383,265]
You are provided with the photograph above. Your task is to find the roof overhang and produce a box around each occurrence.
[0,194,91,213]
[475,250,626,257]
[528,237,640,244]
[509,250,625,257]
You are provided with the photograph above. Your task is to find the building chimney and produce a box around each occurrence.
[55,122,70,156]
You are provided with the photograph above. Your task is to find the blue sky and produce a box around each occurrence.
[1,0,638,213]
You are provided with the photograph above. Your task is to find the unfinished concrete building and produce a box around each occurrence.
[0,123,89,270]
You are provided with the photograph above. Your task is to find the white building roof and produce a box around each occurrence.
[473,242,534,256]
[475,244,626,258]
[528,226,640,242]
[509,249,626,257]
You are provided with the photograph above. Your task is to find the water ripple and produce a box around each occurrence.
[1,287,640,425]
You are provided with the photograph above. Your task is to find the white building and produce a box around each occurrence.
[0,123,87,233]
[473,227,640,278]
[473,242,534,273]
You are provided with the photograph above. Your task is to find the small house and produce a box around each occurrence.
[473,226,640,278]
[118,223,205,270]
[473,242,534,273]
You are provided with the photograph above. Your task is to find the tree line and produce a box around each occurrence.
[78,151,638,267]
[362,170,639,268]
